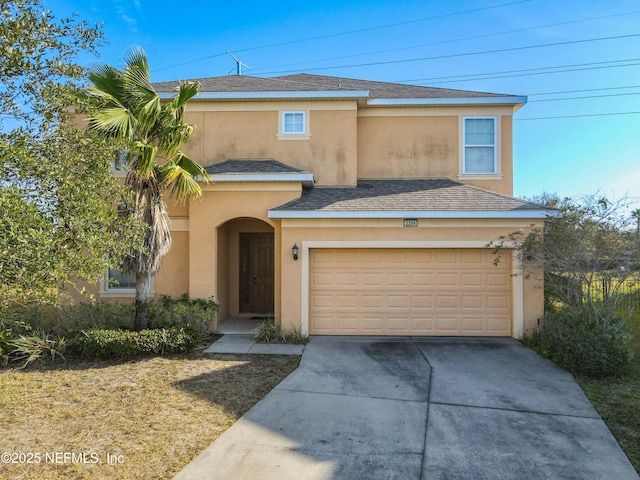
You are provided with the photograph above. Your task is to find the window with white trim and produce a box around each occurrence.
[106,267,136,290]
[463,117,497,174]
[282,111,306,135]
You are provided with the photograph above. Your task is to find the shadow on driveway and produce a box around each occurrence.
[173,337,639,480]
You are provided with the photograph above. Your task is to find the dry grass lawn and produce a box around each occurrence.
[0,353,299,479]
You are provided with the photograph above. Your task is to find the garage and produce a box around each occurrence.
[309,248,512,336]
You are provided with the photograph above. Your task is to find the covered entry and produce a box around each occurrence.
[308,248,512,336]
[216,217,275,321]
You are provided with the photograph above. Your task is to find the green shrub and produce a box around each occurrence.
[4,330,68,367]
[77,326,202,360]
[525,308,634,378]
[0,305,56,333]
[253,320,308,345]
[151,294,218,337]
[57,302,135,334]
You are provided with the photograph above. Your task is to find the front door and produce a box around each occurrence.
[239,233,274,313]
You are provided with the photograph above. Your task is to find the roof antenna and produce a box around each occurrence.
[226,50,250,75]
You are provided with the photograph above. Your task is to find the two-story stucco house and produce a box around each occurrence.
[97,73,555,338]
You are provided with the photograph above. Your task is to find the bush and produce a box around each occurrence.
[253,320,308,345]
[525,308,634,378]
[77,326,202,360]
[58,302,135,334]
[0,305,57,333]
[0,295,217,363]
[6,330,68,367]
[150,294,218,337]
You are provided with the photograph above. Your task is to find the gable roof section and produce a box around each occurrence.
[205,159,314,187]
[268,179,557,219]
[154,73,526,107]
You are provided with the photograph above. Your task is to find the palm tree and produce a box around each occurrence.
[86,46,209,329]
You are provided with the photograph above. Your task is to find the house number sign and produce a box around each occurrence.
[403,219,418,227]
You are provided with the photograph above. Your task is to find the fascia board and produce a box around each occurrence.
[366,96,528,106]
[268,209,558,219]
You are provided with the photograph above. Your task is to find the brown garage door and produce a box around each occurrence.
[309,248,512,336]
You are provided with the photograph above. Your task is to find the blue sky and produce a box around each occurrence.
[48,0,640,205]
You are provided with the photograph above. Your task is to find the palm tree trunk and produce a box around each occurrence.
[134,272,150,330]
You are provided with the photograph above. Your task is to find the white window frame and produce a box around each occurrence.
[461,116,500,178]
[278,110,310,140]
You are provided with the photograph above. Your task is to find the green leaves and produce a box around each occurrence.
[158,152,209,201]
[1,127,146,308]
[0,0,103,128]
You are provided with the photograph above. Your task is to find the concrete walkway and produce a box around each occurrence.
[175,337,639,480]
[203,317,305,355]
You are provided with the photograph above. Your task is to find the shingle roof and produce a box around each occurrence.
[269,179,555,218]
[204,159,314,187]
[154,73,517,100]
[205,159,306,175]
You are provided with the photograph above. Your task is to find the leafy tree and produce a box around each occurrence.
[0,0,102,127]
[491,193,637,376]
[86,47,209,330]
[0,1,144,308]
[517,194,636,321]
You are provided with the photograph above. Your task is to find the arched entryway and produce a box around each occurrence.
[216,217,275,324]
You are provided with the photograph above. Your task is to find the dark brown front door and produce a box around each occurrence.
[239,233,274,313]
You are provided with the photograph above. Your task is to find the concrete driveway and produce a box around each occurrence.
[174,337,639,480]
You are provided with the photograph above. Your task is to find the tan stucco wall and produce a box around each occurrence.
[357,115,458,179]
[187,182,302,322]
[278,218,544,337]
[356,107,515,195]
[153,231,189,299]
[183,101,359,186]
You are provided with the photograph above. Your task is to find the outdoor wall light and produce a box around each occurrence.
[292,243,299,261]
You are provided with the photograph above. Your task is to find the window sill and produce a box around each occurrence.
[277,134,311,141]
[99,289,136,298]
[457,173,503,180]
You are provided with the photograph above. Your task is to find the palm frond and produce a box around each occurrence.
[87,63,126,104]
[130,141,158,178]
[170,81,200,120]
[158,156,207,202]
[123,46,151,80]
[174,151,210,181]
[87,107,135,140]
[158,123,193,158]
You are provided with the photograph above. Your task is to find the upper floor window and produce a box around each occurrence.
[463,117,496,174]
[282,111,306,135]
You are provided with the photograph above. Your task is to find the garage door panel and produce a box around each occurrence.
[436,317,460,332]
[411,295,433,308]
[436,273,458,286]
[311,293,334,308]
[461,273,484,286]
[461,295,483,308]
[462,317,484,332]
[435,250,457,263]
[487,295,509,309]
[309,248,511,336]
[436,296,458,309]
[488,318,510,332]
[487,273,509,286]
[361,316,384,331]
[410,273,434,287]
